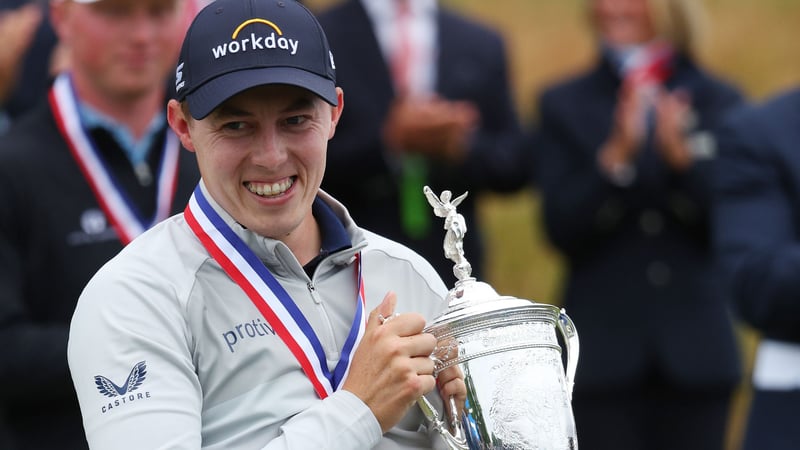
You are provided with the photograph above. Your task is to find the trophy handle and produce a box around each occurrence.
[417,395,469,450]
[557,308,579,400]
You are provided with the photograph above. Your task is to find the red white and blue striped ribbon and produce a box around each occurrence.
[49,73,180,245]
[184,185,366,398]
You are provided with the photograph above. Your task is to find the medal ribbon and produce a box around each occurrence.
[49,73,180,245]
[184,185,366,398]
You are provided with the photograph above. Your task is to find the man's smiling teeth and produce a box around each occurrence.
[246,178,293,197]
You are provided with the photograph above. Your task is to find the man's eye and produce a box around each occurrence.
[223,121,247,131]
[99,5,131,17]
[285,116,307,126]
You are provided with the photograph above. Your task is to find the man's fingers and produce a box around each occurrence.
[410,353,437,377]
[369,291,397,328]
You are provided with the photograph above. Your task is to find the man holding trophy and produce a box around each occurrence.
[67,0,467,448]
[67,1,579,449]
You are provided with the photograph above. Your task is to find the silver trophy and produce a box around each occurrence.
[418,186,579,450]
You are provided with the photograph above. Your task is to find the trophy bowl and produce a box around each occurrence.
[418,187,579,450]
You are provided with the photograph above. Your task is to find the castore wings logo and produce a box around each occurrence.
[94,360,147,398]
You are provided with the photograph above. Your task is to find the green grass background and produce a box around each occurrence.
[305,1,800,448]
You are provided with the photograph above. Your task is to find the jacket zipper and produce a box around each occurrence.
[307,281,340,361]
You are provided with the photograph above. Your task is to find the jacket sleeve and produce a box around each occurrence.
[68,262,205,449]
[712,100,800,339]
[666,78,745,225]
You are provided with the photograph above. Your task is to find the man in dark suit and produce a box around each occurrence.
[0,1,199,448]
[713,88,800,450]
[316,0,527,284]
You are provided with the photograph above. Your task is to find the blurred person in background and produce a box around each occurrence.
[713,87,800,450]
[0,0,58,134]
[532,0,745,448]
[315,0,528,284]
[0,1,60,442]
[0,0,200,448]
[0,0,205,135]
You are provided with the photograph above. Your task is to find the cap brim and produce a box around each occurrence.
[186,67,338,120]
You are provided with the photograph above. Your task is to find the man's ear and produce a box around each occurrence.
[328,87,344,140]
[49,0,73,42]
[167,99,196,152]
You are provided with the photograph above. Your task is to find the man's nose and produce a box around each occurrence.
[251,129,288,167]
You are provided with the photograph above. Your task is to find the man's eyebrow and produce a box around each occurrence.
[211,104,250,119]
[283,96,316,112]
[210,94,318,119]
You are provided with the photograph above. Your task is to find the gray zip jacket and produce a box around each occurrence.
[68,183,451,449]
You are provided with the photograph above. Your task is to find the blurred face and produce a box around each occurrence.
[51,0,188,101]
[590,0,657,47]
[168,85,344,241]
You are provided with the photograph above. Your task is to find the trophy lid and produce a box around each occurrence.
[427,276,559,334]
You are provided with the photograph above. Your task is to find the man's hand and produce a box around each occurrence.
[654,88,694,172]
[342,292,438,433]
[383,95,479,163]
[598,81,647,176]
[436,364,467,420]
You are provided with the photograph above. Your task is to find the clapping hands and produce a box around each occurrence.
[383,95,480,163]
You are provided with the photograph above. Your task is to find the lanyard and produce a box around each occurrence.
[184,185,366,398]
[49,73,180,244]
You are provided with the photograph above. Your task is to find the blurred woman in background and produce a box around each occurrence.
[532,0,745,448]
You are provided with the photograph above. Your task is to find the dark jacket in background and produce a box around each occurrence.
[712,88,800,450]
[535,53,744,392]
[0,98,200,449]
[317,0,528,284]
[713,88,800,343]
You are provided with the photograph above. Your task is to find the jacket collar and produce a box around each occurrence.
[196,181,367,278]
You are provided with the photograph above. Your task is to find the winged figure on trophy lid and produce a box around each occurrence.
[423,186,471,281]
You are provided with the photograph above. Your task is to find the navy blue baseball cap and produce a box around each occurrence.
[174,0,338,120]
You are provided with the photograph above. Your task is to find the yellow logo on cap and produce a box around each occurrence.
[212,17,299,59]
[232,19,282,39]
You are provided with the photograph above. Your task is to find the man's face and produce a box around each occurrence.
[590,0,656,47]
[53,0,188,100]
[170,84,344,240]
